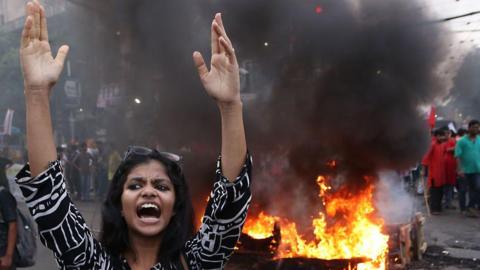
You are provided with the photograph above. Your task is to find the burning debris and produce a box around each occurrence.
[238,196,427,270]
[241,175,389,270]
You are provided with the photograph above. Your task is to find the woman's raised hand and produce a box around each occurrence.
[193,13,241,106]
[20,0,69,94]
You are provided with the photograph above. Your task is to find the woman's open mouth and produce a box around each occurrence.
[136,202,161,223]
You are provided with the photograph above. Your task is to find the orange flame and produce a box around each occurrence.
[243,176,388,270]
[243,212,279,239]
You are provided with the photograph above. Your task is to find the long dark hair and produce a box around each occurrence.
[100,151,194,266]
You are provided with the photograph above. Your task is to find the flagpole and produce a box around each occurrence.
[423,105,436,217]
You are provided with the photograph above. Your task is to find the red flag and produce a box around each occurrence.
[428,106,436,129]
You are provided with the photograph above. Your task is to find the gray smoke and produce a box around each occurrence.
[450,49,480,120]
[376,171,416,224]
[71,0,447,219]
[238,0,446,219]
[256,0,446,177]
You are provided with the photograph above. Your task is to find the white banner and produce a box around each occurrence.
[2,109,14,135]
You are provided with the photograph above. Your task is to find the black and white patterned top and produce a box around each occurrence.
[15,154,252,270]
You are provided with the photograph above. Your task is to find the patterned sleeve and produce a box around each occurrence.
[15,161,111,269]
[184,153,252,270]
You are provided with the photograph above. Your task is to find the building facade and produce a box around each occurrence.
[0,0,66,32]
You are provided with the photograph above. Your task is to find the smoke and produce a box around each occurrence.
[375,171,416,224]
[257,0,446,176]
[241,0,448,219]
[69,0,448,220]
[450,49,480,120]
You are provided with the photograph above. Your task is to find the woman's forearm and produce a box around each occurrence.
[25,89,57,176]
[20,0,68,176]
[218,101,247,182]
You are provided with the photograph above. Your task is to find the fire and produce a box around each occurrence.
[243,212,279,239]
[243,176,389,270]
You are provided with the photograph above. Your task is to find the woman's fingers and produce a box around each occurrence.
[26,2,36,40]
[211,13,237,65]
[214,22,237,64]
[33,1,41,40]
[211,20,220,56]
[21,1,48,47]
[40,5,49,41]
[219,37,237,65]
[214,14,233,48]
[193,51,209,80]
[55,45,70,67]
[21,16,33,48]
[214,23,227,55]
[213,22,232,49]
[213,22,230,54]
[215,13,224,28]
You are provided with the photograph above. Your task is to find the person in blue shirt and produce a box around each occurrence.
[455,120,480,217]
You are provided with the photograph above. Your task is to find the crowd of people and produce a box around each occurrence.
[0,140,123,202]
[422,120,480,217]
[58,140,122,201]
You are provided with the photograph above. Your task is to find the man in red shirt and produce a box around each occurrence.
[422,129,448,214]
